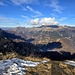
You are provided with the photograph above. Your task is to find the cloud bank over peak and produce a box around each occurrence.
[30,17,59,25]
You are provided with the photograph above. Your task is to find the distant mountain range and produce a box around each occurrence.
[0,27,13,30]
[5,25,75,53]
[0,25,75,60]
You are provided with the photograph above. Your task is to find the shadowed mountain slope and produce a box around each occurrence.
[0,27,75,60]
[6,25,75,53]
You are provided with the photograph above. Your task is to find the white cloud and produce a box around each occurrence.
[21,15,29,18]
[11,0,39,5]
[0,1,6,6]
[0,16,12,23]
[30,17,59,25]
[20,6,27,11]
[47,0,63,13]
[27,6,42,17]
[0,16,22,24]
[0,16,27,27]
[11,0,25,5]
[30,18,39,25]
[21,15,30,21]
[0,16,16,27]
[27,6,33,11]
[0,2,4,5]
[59,17,67,21]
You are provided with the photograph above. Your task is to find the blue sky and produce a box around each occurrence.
[0,0,75,27]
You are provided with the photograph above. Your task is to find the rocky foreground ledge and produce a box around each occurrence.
[0,58,41,75]
[0,57,75,75]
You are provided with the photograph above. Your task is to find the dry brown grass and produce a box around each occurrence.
[43,57,50,62]
[23,56,50,62]
[23,56,42,62]
[59,62,68,68]
[26,63,52,75]
[63,68,73,75]
[22,56,52,75]
[51,61,75,75]
[2,54,75,75]
[72,68,75,74]
[2,52,17,60]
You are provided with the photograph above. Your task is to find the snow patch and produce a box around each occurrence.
[65,60,75,66]
[42,60,47,63]
[0,58,40,75]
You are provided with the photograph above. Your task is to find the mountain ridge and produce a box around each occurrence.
[5,25,75,53]
[0,27,75,60]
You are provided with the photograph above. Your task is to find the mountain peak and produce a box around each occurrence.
[38,25,59,28]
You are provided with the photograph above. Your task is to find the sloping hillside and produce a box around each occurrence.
[0,28,39,56]
[6,25,75,53]
[1,27,75,60]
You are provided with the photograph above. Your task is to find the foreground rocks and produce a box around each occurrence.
[0,57,75,75]
[0,58,40,75]
[0,57,51,75]
[52,60,75,75]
